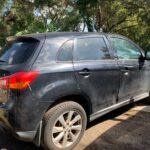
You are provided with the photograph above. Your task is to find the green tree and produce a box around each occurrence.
[0,0,149,50]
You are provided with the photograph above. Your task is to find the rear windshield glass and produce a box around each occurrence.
[0,40,38,65]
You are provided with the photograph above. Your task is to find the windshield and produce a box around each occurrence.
[0,40,38,65]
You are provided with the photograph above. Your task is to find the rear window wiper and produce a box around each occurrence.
[0,60,6,64]
[0,60,5,62]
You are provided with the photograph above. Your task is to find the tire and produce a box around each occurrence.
[42,101,87,150]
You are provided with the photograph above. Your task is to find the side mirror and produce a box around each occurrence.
[145,50,150,60]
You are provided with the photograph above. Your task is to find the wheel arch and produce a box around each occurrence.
[46,94,92,121]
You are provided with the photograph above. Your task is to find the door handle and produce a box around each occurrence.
[120,67,129,75]
[120,69,128,72]
[120,70,129,76]
[120,65,133,72]
[120,67,128,71]
[120,65,134,75]
[78,69,91,76]
[124,65,134,69]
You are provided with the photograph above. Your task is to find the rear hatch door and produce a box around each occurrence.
[0,36,42,104]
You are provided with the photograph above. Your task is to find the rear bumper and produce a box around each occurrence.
[0,104,37,142]
[15,131,37,142]
[0,87,50,146]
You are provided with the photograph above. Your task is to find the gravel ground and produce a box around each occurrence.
[0,99,150,150]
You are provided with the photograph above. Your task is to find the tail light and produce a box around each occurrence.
[0,71,39,90]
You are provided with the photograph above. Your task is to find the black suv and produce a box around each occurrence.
[0,32,150,150]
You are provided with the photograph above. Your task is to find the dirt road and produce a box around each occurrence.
[0,99,150,150]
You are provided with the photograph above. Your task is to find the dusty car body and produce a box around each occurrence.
[0,32,150,150]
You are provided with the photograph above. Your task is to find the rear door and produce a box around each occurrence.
[109,35,150,102]
[73,35,120,113]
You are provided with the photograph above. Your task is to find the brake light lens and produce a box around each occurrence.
[0,71,39,90]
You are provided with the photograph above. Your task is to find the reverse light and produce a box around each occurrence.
[0,71,39,90]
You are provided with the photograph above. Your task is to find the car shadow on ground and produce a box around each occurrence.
[0,99,149,150]
[87,98,150,129]
[84,98,150,150]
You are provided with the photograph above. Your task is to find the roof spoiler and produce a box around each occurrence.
[6,36,40,43]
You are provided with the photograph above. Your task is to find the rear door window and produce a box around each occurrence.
[74,37,110,61]
[0,40,38,65]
